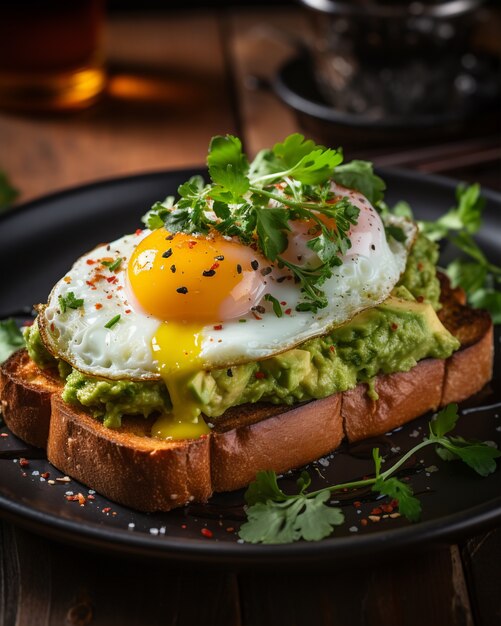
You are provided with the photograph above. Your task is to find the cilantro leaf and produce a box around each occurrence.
[332,160,385,205]
[0,319,25,363]
[469,289,501,325]
[244,470,288,506]
[373,477,421,522]
[272,134,321,168]
[255,207,290,260]
[294,492,344,542]
[436,438,500,477]
[142,196,175,229]
[58,292,84,314]
[446,259,487,296]
[207,136,250,201]
[0,171,18,213]
[429,403,459,439]
[239,492,344,544]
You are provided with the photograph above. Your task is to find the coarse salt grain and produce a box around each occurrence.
[349,526,358,533]
[150,528,159,535]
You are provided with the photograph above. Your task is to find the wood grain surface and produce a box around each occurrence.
[0,7,500,626]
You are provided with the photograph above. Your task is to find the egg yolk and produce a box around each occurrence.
[128,228,268,440]
[128,229,266,323]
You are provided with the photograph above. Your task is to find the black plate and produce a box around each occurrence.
[272,55,501,146]
[1,169,500,566]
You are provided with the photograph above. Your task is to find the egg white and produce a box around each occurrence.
[40,203,416,380]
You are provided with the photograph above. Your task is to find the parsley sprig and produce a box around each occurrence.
[239,404,500,544]
[143,134,371,312]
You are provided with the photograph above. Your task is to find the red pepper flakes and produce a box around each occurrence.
[87,494,95,501]
[417,262,423,271]
[381,503,394,514]
[210,262,220,271]
[255,371,266,380]
[390,323,398,331]
[360,519,368,527]
[226,527,235,533]
[213,324,223,331]
[353,500,362,508]
[102,507,111,513]
[188,240,198,249]
[181,524,187,529]
[106,295,113,299]
[370,507,382,515]
[135,229,143,236]
[125,309,131,314]
[19,458,29,468]
[390,499,399,508]
[50,322,55,332]
[251,311,262,320]
[0,433,8,438]
[106,276,118,284]
[416,295,424,303]
[284,308,292,315]
[86,259,96,265]
[200,528,213,538]
[329,345,335,353]
[95,303,103,310]
[41,472,50,479]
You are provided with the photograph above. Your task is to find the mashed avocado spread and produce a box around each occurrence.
[24,231,459,430]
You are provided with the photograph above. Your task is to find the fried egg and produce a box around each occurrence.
[40,184,416,436]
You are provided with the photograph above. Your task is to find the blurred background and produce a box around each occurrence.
[0,0,499,207]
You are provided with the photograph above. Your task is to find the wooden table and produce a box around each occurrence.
[1,8,500,626]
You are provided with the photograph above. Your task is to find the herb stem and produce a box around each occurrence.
[380,438,433,480]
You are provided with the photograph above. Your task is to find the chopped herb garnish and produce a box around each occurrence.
[238,404,500,544]
[144,133,376,312]
[101,258,123,272]
[58,292,84,313]
[264,293,283,317]
[104,314,121,329]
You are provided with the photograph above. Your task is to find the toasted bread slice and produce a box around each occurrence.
[0,291,494,511]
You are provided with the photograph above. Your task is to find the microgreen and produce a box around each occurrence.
[58,292,84,314]
[0,319,25,364]
[238,404,500,544]
[143,134,382,312]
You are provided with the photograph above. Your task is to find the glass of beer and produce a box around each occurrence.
[0,0,106,112]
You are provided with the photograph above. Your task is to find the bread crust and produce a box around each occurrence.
[0,293,494,511]
[0,350,60,448]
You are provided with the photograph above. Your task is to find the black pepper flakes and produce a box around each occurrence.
[177,287,188,294]
[236,264,242,274]
[227,368,233,377]
[170,264,176,273]
[371,244,376,251]
[165,234,174,240]
[162,249,173,258]
[214,255,225,261]
[203,269,216,277]
[260,266,272,276]
[251,260,259,271]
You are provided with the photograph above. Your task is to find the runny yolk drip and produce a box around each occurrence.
[127,228,268,440]
[151,321,210,440]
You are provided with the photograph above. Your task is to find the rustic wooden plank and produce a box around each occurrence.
[238,546,474,626]
[0,522,241,626]
[0,12,236,204]
[226,7,310,156]
[462,527,501,626]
